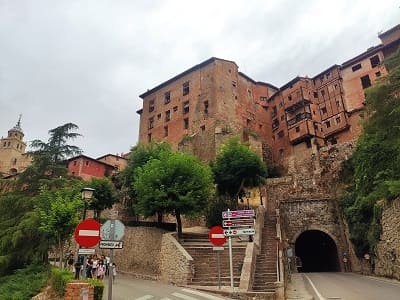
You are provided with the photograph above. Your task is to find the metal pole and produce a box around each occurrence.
[108,220,115,300]
[82,255,87,279]
[227,208,234,291]
[217,251,221,289]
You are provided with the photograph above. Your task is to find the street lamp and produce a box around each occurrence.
[81,187,95,220]
[245,191,251,209]
[75,187,95,280]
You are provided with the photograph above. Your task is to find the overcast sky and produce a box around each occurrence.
[0,0,399,158]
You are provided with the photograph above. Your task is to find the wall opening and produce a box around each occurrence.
[295,230,340,272]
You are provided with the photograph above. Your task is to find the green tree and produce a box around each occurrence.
[211,137,267,208]
[134,151,213,236]
[35,187,83,268]
[340,49,400,255]
[87,177,118,220]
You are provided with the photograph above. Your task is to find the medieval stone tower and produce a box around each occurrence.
[0,116,31,177]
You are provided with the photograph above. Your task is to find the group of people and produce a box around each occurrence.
[66,252,116,281]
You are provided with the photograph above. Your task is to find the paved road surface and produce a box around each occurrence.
[102,274,231,300]
[304,272,400,300]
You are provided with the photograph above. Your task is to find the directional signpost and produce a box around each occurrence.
[222,208,256,291]
[208,226,226,289]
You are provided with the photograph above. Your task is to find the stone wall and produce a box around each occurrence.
[111,226,166,276]
[159,232,194,285]
[64,282,94,300]
[375,197,400,279]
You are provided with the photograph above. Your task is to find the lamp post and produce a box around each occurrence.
[76,187,95,279]
[245,191,251,209]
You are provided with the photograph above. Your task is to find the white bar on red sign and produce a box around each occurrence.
[211,233,225,239]
[79,230,99,236]
[222,209,255,219]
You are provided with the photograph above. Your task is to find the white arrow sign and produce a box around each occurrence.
[224,228,256,236]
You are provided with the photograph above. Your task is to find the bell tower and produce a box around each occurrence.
[0,115,30,177]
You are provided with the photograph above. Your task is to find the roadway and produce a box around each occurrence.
[102,274,231,300]
[303,272,400,300]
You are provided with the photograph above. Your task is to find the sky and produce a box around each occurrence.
[0,0,399,158]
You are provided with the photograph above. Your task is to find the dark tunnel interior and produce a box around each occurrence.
[295,230,340,272]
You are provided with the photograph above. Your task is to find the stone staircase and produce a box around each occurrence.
[251,213,277,292]
[179,232,247,287]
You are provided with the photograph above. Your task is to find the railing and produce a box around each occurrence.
[287,112,312,126]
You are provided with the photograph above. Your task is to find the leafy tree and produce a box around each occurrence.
[340,49,400,255]
[87,177,118,220]
[134,151,213,236]
[35,186,83,268]
[211,137,267,208]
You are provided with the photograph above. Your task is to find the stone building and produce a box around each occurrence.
[0,117,31,177]
[136,24,400,168]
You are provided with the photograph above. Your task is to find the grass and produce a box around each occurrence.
[0,264,49,300]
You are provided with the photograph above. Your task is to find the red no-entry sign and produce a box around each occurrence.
[74,219,101,248]
[209,226,227,246]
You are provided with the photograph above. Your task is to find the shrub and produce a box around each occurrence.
[87,278,104,300]
[50,267,74,297]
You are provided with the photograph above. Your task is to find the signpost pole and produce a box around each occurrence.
[217,251,221,289]
[108,220,115,300]
[228,209,234,291]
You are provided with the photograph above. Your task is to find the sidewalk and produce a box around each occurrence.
[286,273,313,300]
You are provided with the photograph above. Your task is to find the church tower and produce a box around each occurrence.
[0,116,31,177]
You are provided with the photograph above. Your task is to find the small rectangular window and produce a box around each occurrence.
[336,101,341,107]
[164,91,171,104]
[183,81,190,95]
[232,81,237,87]
[361,75,371,89]
[279,149,284,157]
[295,126,300,132]
[148,133,152,142]
[321,107,327,114]
[280,115,285,121]
[183,101,189,114]
[278,130,284,138]
[184,118,189,129]
[149,99,155,112]
[164,126,168,137]
[173,106,178,112]
[336,116,341,124]
[370,55,380,68]
[148,117,154,129]
[352,64,362,72]
[313,92,318,98]
[325,121,331,128]
[321,90,325,97]
[165,110,171,122]
[375,71,381,77]
[200,125,205,131]
[157,113,162,120]
[288,95,292,101]
[260,96,267,101]
[204,101,209,114]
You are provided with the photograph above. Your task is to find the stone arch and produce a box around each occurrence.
[294,229,340,272]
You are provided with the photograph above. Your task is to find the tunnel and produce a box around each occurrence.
[295,230,340,272]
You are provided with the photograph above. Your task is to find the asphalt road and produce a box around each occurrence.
[102,274,231,300]
[304,272,400,300]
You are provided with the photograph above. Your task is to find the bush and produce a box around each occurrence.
[87,278,104,300]
[50,267,74,297]
[0,264,49,300]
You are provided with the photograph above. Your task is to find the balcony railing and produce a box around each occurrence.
[287,112,312,126]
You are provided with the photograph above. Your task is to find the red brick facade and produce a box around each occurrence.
[67,155,116,181]
[136,25,400,168]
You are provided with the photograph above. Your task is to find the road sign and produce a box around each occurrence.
[209,226,227,246]
[224,228,255,236]
[223,219,255,227]
[74,219,101,248]
[213,246,224,251]
[101,219,125,241]
[222,209,255,219]
[99,240,123,249]
[78,248,96,255]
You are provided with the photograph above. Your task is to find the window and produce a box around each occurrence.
[279,149,284,158]
[148,133,152,142]
[259,124,263,129]
[360,75,371,89]
[375,71,381,77]
[232,81,237,87]
[204,101,209,114]
[325,121,331,128]
[183,101,189,114]
[280,115,285,121]
[271,106,277,118]
[295,126,300,132]
[336,116,341,124]
[164,91,171,104]
[321,107,327,114]
[73,161,77,166]
[370,55,380,68]
[352,63,362,72]
[278,130,284,138]
[184,118,189,129]
[260,96,267,101]
[313,92,318,98]
[336,101,341,107]
[279,102,283,107]
[247,119,251,126]
[149,99,155,112]
[288,95,292,101]
[200,125,205,131]
[165,110,171,122]
[164,126,168,137]
[173,106,178,112]
[321,90,325,97]
[272,119,279,130]
[157,113,162,120]
[148,117,154,129]
[183,81,190,95]
[313,123,318,130]
[85,161,89,166]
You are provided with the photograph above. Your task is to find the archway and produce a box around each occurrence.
[295,230,340,272]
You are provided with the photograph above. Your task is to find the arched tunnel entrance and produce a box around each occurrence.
[295,230,340,272]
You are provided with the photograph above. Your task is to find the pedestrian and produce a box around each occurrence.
[67,253,74,272]
[105,255,110,276]
[343,256,349,272]
[86,259,93,279]
[112,263,117,283]
[74,260,82,280]
[97,260,105,280]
